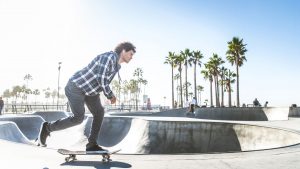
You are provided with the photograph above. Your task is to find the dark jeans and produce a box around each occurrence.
[191,104,195,112]
[49,81,105,144]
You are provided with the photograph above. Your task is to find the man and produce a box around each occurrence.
[190,97,196,113]
[253,98,261,107]
[0,97,4,115]
[38,42,136,151]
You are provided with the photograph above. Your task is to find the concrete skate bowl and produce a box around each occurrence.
[92,117,300,154]
[110,107,289,121]
[1,115,300,154]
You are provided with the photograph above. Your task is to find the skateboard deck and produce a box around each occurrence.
[57,148,121,162]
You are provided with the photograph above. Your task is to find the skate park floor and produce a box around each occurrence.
[1,109,300,169]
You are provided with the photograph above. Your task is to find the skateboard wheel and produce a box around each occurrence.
[102,154,110,163]
[65,157,70,162]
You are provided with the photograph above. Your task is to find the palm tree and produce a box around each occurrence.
[24,74,33,103]
[128,79,139,110]
[141,79,148,95]
[201,67,213,107]
[3,89,11,104]
[122,80,129,105]
[164,52,176,108]
[111,80,121,105]
[226,37,247,107]
[196,85,204,106]
[207,54,225,107]
[180,48,192,102]
[224,69,236,107]
[43,87,51,104]
[219,66,227,107]
[32,89,40,104]
[189,50,204,104]
[133,68,144,108]
[173,53,185,107]
[183,82,192,101]
[51,89,57,105]
[174,73,180,105]
[24,74,33,88]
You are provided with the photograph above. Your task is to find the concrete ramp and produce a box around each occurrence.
[144,120,300,153]
[96,117,133,147]
[99,118,150,153]
[96,117,300,154]
[0,121,34,145]
[32,111,70,122]
[0,115,44,140]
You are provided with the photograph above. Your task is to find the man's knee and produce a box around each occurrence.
[92,108,104,120]
[70,115,85,124]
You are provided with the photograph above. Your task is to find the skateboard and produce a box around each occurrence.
[57,148,121,162]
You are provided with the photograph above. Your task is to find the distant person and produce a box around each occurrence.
[174,101,178,108]
[38,42,136,151]
[264,101,268,108]
[191,97,197,112]
[253,98,261,107]
[66,102,70,112]
[0,97,4,115]
[146,98,152,110]
[186,98,196,118]
[121,102,124,111]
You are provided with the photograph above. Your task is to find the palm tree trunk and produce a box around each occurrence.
[210,80,213,107]
[197,91,200,105]
[217,76,220,107]
[185,62,188,102]
[200,91,202,106]
[171,66,174,108]
[214,76,220,107]
[221,78,224,107]
[236,57,240,107]
[176,82,179,106]
[194,62,197,104]
[228,82,232,107]
[180,69,183,107]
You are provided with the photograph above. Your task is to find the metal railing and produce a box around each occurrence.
[2,104,67,114]
[0,103,170,114]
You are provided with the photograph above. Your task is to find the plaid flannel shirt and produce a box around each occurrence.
[70,51,120,99]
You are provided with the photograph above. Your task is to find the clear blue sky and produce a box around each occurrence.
[0,0,299,106]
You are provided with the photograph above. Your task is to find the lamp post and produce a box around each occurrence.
[57,62,62,110]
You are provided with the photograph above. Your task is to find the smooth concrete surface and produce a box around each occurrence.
[0,121,33,145]
[32,111,70,122]
[1,110,300,169]
[98,117,300,154]
[0,114,44,140]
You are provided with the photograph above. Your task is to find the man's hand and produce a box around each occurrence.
[110,96,116,104]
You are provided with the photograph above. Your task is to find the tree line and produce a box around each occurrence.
[2,74,66,105]
[2,68,149,110]
[164,37,247,108]
[110,67,148,110]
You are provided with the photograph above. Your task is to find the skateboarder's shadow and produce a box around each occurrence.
[60,161,132,169]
